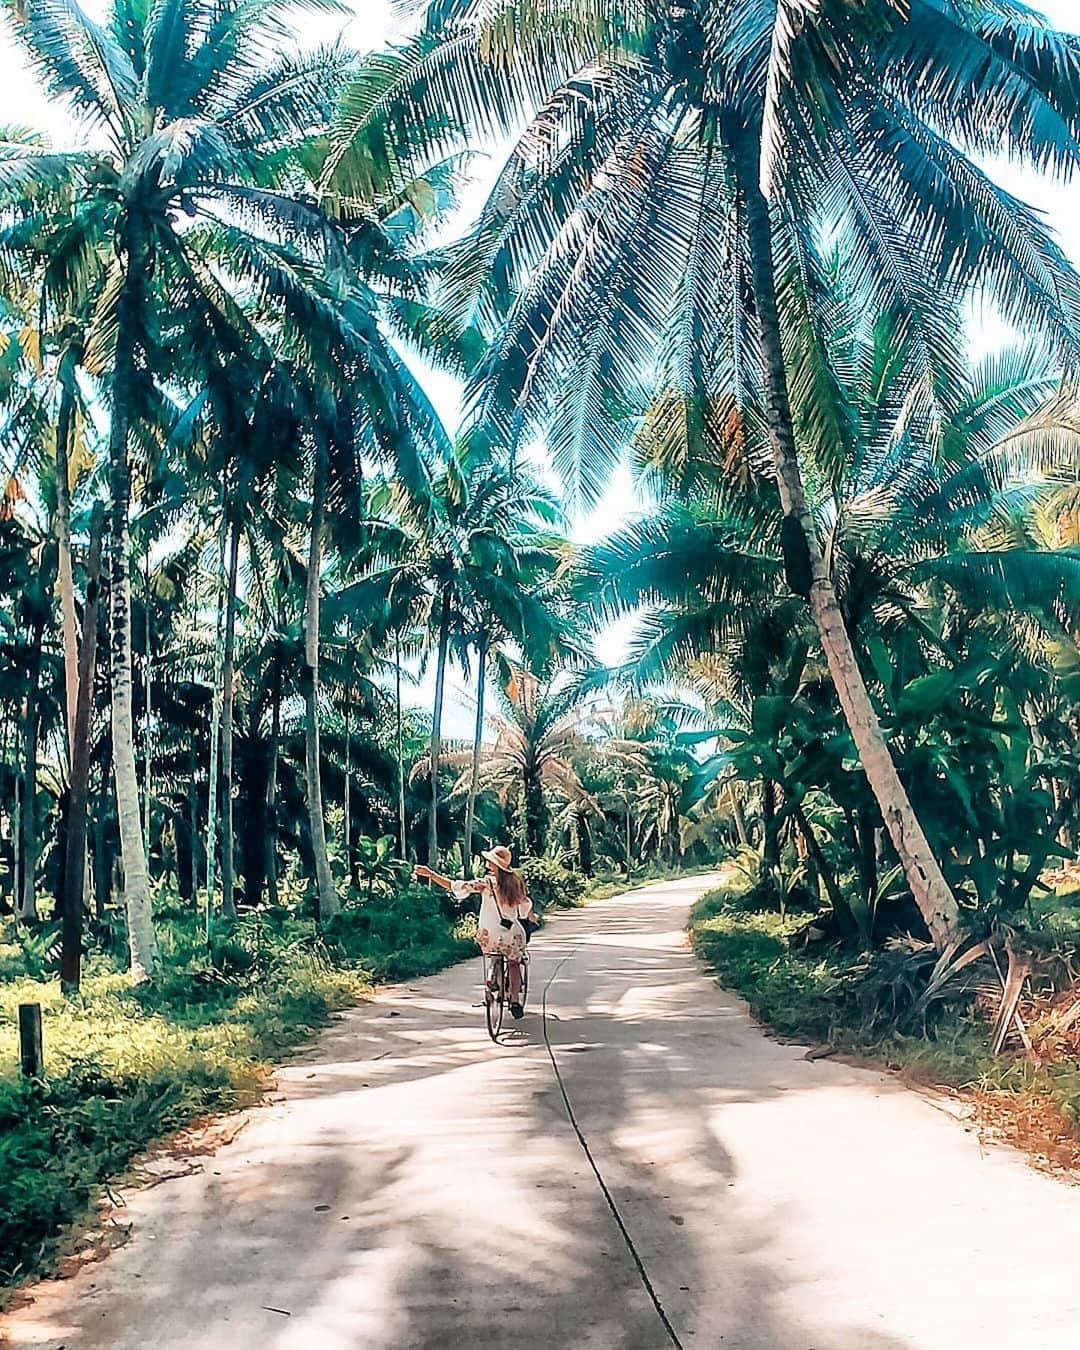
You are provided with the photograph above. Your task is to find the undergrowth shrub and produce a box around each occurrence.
[324,886,476,980]
[689,877,1080,1138]
[519,858,586,910]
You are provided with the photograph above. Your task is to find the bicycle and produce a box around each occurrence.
[484,948,529,1041]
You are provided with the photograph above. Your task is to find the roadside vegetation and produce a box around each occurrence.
[0,859,645,1291]
[691,860,1080,1161]
[0,882,481,1290]
[2,0,1079,1302]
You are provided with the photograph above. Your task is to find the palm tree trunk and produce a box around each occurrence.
[396,638,407,859]
[761,777,780,872]
[219,516,241,921]
[524,759,547,858]
[1,713,13,914]
[624,782,632,880]
[740,160,961,950]
[668,795,682,868]
[427,589,452,869]
[55,363,79,756]
[188,740,201,907]
[463,635,488,874]
[94,732,113,921]
[108,217,158,980]
[179,758,197,907]
[17,624,43,922]
[0,724,10,915]
[56,364,94,913]
[265,662,281,908]
[304,446,337,921]
[61,515,103,992]
[576,809,593,877]
[12,768,21,919]
[730,787,750,847]
[142,549,153,860]
[205,514,227,931]
[344,692,355,887]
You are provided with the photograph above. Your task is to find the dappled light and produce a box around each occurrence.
[8,882,1080,1348]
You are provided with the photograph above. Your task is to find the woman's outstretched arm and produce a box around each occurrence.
[415,865,484,895]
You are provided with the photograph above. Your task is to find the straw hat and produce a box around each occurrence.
[481,845,514,872]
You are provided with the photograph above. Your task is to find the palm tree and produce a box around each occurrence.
[344,451,566,867]
[272,270,453,914]
[231,502,308,909]
[809,329,1080,650]
[0,128,110,766]
[446,665,599,858]
[0,312,71,923]
[3,0,358,976]
[352,0,1080,947]
[585,310,1080,932]
[0,144,122,935]
[13,521,57,921]
[190,359,304,921]
[61,506,103,991]
[331,542,427,863]
[619,701,697,869]
[449,461,568,868]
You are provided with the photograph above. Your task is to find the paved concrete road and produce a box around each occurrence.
[4,875,1080,1350]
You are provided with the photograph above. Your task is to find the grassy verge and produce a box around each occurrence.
[688,870,1080,1167]
[0,891,475,1294]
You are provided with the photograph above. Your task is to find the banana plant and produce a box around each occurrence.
[352,833,399,906]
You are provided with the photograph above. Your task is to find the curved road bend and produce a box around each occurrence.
[4,874,1080,1350]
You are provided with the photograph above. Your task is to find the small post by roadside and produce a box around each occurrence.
[18,1002,43,1078]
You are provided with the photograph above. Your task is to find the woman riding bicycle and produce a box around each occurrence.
[416,846,536,1018]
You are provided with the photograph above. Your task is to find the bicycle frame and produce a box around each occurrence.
[483,949,529,1042]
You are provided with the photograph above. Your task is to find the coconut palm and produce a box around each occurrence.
[0,151,107,776]
[354,0,1080,947]
[444,665,601,857]
[585,311,1080,931]
[617,701,698,868]
[340,450,567,867]
[454,474,570,867]
[2,0,361,975]
[283,306,445,921]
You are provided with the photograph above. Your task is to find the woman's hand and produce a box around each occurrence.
[415,865,454,891]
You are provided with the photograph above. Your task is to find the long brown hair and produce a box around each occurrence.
[494,867,527,909]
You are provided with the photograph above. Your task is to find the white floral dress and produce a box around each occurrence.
[452,876,527,959]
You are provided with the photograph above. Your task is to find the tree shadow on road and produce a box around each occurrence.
[2,888,919,1350]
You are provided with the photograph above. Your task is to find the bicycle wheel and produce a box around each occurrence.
[519,955,529,1014]
[485,956,505,1041]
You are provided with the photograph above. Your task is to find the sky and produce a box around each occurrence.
[2,0,1079,735]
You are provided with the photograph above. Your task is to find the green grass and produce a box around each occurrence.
[0,889,476,1293]
[688,871,1080,1144]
